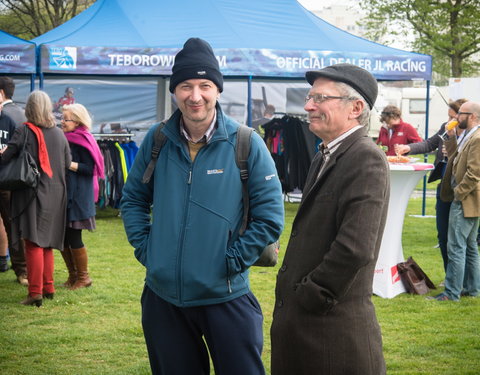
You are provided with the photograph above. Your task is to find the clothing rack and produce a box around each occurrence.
[92,133,134,143]
[92,133,134,138]
[273,112,309,120]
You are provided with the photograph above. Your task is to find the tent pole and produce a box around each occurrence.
[247,76,252,127]
[30,73,35,91]
[421,80,431,217]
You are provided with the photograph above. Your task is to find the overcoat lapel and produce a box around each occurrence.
[297,127,368,219]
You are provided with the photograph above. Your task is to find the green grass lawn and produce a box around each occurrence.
[1,198,479,374]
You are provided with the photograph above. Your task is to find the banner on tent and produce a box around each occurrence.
[40,45,432,81]
[0,44,36,74]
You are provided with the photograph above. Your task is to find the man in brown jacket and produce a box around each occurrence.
[271,64,389,375]
[437,101,480,301]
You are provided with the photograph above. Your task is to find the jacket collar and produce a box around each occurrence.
[163,102,229,145]
[302,126,368,202]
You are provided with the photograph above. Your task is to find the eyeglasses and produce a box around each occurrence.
[457,112,472,116]
[305,94,355,104]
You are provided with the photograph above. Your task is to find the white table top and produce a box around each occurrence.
[388,162,434,171]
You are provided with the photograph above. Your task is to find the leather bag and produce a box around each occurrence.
[397,256,436,295]
[253,240,280,267]
[0,127,39,190]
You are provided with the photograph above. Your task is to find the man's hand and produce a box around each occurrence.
[394,144,410,155]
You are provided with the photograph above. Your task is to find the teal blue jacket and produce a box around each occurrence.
[121,104,284,307]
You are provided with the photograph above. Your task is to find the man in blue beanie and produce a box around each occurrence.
[121,37,284,375]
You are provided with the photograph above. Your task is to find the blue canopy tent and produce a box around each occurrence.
[33,0,432,96]
[33,0,432,122]
[0,30,36,91]
[32,0,434,214]
[33,0,431,78]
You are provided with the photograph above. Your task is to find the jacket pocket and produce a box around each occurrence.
[134,234,150,267]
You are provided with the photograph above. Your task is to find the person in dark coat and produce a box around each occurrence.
[271,64,390,375]
[0,90,71,307]
[0,107,16,273]
[0,77,28,284]
[0,76,27,126]
[61,103,104,290]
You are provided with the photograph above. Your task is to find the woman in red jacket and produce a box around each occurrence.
[376,105,423,155]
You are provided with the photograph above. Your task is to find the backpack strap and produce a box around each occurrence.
[235,125,253,235]
[142,122,167,184]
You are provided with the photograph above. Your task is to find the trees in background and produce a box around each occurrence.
[359,0,480,81]
[1,0,478,81]
[0,0,94,39]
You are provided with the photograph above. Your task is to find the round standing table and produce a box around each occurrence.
[373,162,434,298]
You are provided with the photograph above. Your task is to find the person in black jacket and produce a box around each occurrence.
[61,103,104,290]
[0,77,28,284]
[0,102,16,273]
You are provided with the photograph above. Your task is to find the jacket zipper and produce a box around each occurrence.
[177,168,192,305]
[227,230,233,293]
[177,144,202,304]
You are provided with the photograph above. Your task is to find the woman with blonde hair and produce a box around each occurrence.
[0,90,71,307]
[61,103,104,290]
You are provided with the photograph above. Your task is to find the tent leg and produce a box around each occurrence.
[247,76,252,127]
[422,80,431,217]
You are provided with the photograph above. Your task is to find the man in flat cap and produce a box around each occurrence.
[271,63,389,375]
[121,37,283,375]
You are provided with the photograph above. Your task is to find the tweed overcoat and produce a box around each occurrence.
[271,127,390,375]
[1,124,71,250]
[440,128,480,217]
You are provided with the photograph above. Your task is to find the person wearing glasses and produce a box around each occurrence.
[394,99,468,279]
[271,64,389,375]
[376,104,423,155]
[433,101,480,301]
[60,104,104,290]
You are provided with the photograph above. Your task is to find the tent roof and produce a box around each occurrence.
[33,0,431,80]
[0,30,36,74]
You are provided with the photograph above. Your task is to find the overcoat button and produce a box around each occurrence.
[280,264,287,272]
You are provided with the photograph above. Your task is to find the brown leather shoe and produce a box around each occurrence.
[20,294,42,307]
[17,273,29,286]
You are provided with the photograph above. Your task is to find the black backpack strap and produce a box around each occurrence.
[142,122,167,184]
[235,125,253,235]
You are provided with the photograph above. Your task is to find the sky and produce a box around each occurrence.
[296,0,411,50]
[297,0,353,11]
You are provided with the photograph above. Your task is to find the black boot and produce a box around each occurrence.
[0,255,9,272]
[20,294,42,307]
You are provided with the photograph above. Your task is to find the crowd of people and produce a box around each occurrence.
[1,36,479,374]
[0,77,103,307]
